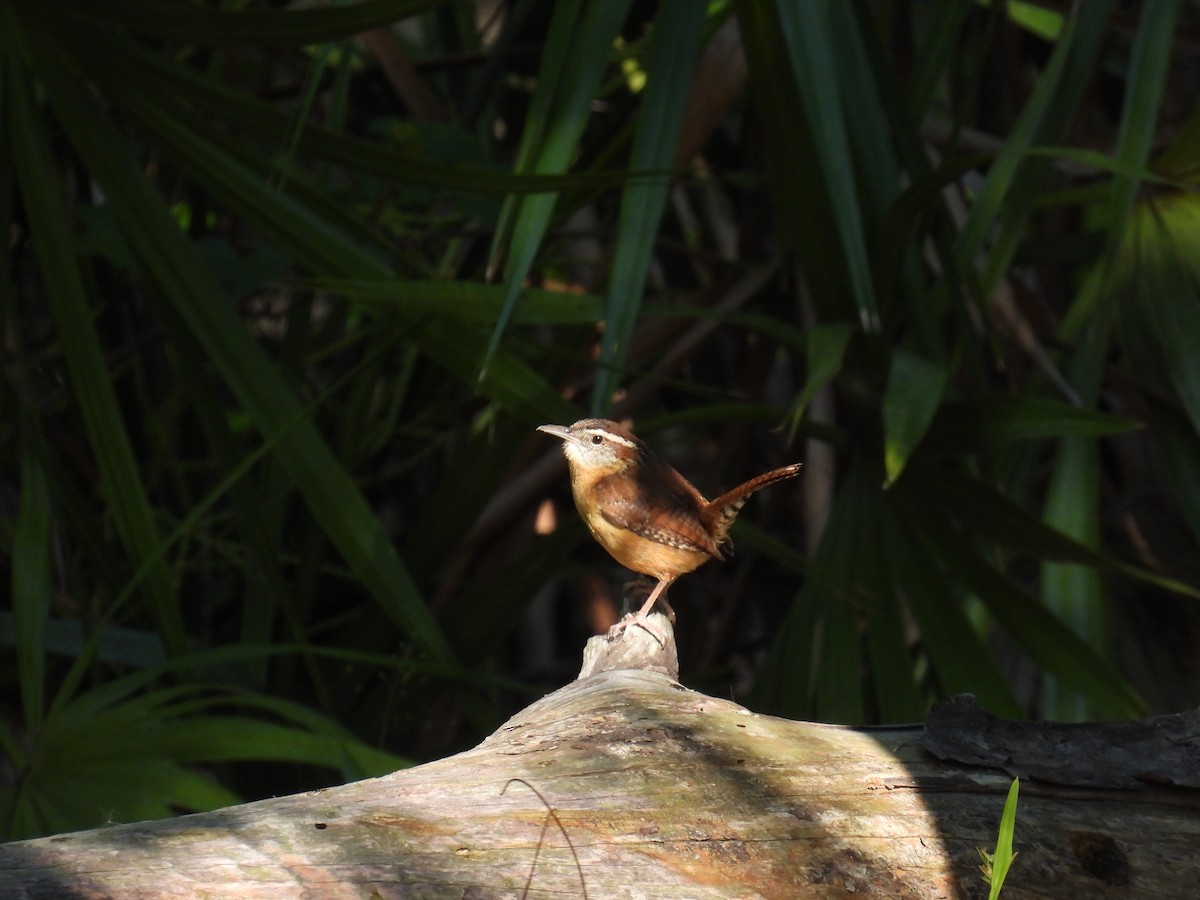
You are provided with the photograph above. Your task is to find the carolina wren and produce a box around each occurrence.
[538,418,801,632]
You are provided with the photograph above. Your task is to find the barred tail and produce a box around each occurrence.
[706,462,802,545]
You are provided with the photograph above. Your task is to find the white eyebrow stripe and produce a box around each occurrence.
[579,428,638,449]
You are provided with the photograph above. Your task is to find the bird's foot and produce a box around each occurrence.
[606,611,667,647]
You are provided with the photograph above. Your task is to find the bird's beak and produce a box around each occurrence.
[537,424,571,440]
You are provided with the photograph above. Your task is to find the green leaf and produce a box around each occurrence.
[1033,3,1181,719]
[915,463,1112,559]
[75,21,620,196]
[317,277,606,325]
[3,672,411,839]
[1156,100,1200,182]
[830,3,901,224]
[882,349,948,486]
[888,490,1022,717]
[6,45,188,656]
[22,12,458,667]
[786,323,855,435]
[957,1,1115,293]
[483,0,634,375]
[928,396,1139,453]
[67,0,443,48]
[918,461,1200,600]
[863,562,926,722]
[72,30,577,428]
[738,1,845,314]
[756,457,890,723]
[987,778,1021,900]
[774,1,878,326]
[906,1,974,117]
[593,0,709,411]
[1128,205,1200,434]
[12,417,52,728]
[926,514,1144,717]
[1103,0,1179,249]
[1041,434,1105,720]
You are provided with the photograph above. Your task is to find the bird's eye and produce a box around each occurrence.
[591,434,603,445]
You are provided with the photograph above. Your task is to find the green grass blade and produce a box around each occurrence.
[957,2,1115,285]
[317,277,606,325]
[862,554,925,722]
[12,418,52,728]
[929,396,1139,452]
[738,1,843,313]
[482,0,634,375]
[755,458,890,722]
[1051,9,1181,677]
[1130,207,1200,434]
[928,516,1144,717]
[79,29,578,427]
[987,778,1020,900]
[26,19,457,667]
[486,0,584,268]
[905,0,973,118]
[78,22,618,196]
[888,490,1022,717]
[774,1,878,326]
[1104,0,1179,245]
[6,50,188,657]
[593,0,709,411]
[67,0,442,47]
[1041,432,1105,720]
[831,3,900,222]
[913,462,1182,583]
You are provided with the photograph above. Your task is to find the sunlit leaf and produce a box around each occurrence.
[882,349,948,486]
[786,323,855,435]
[483,0,634,375]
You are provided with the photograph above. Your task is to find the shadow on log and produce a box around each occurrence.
[1,613,1197,898]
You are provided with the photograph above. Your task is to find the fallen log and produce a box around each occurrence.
[1,615,1197,898]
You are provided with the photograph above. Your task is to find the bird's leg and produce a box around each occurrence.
[632,577,675,624]
[622,576,675,623]
[607,576,675,645]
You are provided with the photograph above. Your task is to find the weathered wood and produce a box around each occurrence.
[923,693,1200,788]
[1,617,1197,898]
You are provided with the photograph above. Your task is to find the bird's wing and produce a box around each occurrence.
[593,456,722,558]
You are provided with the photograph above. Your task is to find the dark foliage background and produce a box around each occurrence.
[3,0,1200,840]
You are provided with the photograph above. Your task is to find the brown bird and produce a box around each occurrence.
[538,418,801,634]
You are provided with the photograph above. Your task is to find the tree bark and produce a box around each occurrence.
[1,617,1197,899]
